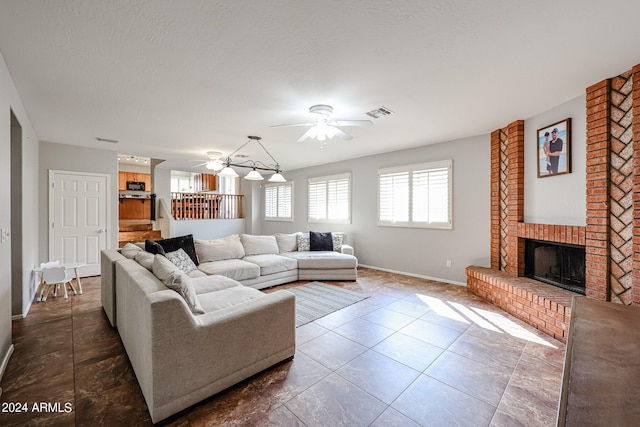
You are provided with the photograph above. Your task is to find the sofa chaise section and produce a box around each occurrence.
[282,251,358,281]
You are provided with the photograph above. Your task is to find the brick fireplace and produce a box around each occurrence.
[467,63,640,343]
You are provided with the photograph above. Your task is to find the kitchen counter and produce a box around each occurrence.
[119,196,151,219]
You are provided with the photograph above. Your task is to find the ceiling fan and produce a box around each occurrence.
[189,151,224,171]
[271,104,372,142]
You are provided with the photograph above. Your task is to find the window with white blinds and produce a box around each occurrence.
[265,182,293,221]
[378,160,452,229]
[308,173,351,224]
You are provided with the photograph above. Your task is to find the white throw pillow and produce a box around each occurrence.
[169,272,205,315]
[134,251,154,271]
[152,254,180,285]
[275,233,300,253]
[241,234,279,256]
[165,248,197,275]
[121,242,143,259]
[195,234,245,263]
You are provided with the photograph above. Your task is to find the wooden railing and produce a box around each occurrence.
[171,193,243,220]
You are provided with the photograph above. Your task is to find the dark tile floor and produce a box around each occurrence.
[0,267,565,426]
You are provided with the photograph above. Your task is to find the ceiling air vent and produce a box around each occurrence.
[366,106,394,119]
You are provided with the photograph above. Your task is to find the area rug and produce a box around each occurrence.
[288,282,369,327]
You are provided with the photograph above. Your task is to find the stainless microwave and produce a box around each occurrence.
[126,181,145,191]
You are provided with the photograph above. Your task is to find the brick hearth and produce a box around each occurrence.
[469,222,584,343]
[466,266,572,342]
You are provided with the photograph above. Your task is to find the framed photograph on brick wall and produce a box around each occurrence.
[537,118,571,178]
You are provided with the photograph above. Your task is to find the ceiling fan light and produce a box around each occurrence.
[268,172,286,183]
[326,126,337,138]
[219,166,238,177]
[244,169,264,180]
[205,159,224,171]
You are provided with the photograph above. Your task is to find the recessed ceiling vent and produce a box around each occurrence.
[366,106,394,119]
[96,137,119,143]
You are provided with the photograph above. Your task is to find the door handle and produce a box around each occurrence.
[98,228,106,233]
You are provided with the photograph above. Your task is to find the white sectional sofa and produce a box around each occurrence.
[102,232,357,327]
[99,231,357,422]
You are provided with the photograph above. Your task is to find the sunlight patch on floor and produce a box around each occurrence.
[416,294,469,324]
[413,293,558,348]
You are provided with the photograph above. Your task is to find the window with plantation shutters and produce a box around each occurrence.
[378,160,452,229]
[265,182,293,221]
[308,173,351,224]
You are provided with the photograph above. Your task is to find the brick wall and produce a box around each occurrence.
[585,79,611,301]
[633,64,640,305]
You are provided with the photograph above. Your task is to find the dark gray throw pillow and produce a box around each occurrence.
[310,231,333,251]
[145,234,199,266]
[145,239,166,256]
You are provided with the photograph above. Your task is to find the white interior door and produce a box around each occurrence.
[49,171,110,277]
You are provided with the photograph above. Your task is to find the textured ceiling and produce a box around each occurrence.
[1,0,640,173]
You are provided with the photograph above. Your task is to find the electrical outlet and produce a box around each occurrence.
[446,260,452,268]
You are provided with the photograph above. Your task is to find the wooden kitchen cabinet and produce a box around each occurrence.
[118,172,127,191]
[118,172,151,192]
[194,173,217,192]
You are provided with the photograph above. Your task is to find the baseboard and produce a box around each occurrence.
[358,264,467,287]
[15,298,33,320]
[0,344,15,385]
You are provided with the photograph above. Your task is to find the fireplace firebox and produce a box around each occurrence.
[524,239,586,294]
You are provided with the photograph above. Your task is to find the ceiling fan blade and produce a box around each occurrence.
[270,122,315,128]
[331,120,373,127]
[333,127,353,141]
[297,127,316,142]
[192,162,207,167]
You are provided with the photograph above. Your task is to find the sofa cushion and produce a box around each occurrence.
[169,271,205,315]
[188,269,208,278]
[195,234,245,262]
[243,254,298,276]
[283,251,358,269]
[297,234,311,251]
[197,259,260,281]
[310,231,333,251]
[197,286,266,312]
[146,234,199,266]
[152,255,204,315]
[145,239,166,255]
[241,234,279,256]
[152,253,179,284]
[121,242,143,259]
[165,248,197,275]
[276,233,300,253]
[192,275,242,294]
[134,251,155,271]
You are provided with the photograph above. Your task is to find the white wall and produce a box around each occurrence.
[39,141,119,261]
[118,163,150,174]
[174,219,246,240]
[524,95,586,225]
[0,50,40,378]
[260,134,491,284]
